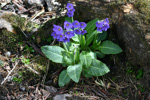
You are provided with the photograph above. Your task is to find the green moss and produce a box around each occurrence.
[134,0,150,24]
[134,0,149,12]
[0,29,22,49]
[0,14,41,49]
[1,14,26,29]
[31,56,48,73]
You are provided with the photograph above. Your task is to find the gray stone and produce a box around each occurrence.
[53,94,72,100]
[45,85,57,93]
[73,0,150,86]
[27,0,45,6]
[45,0,61,11]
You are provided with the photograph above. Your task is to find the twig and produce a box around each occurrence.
[129,78,137,90]
[29,6,45,22]
[50,39,56,45]
[1,61,19,85]
[25,64,40,75]
[27,42,45,56]
[91,88,108,100]
[19,25,28,38]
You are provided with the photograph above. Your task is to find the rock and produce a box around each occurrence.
[0,11,25,50]
[0,11,39,51]
[27,0,45,6]
[44,85,57,93]
[0,18,14,33]
[20,83,26,91]
[45,0,61,11]
[5,51,11,57]
[53,94,72,100]
[73,0,150,86]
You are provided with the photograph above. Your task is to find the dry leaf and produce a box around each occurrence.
[122,3,134,13]
[107,83,111,89]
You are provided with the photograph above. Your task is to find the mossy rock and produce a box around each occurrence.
[72,0,150,86]
[0,12,38,50]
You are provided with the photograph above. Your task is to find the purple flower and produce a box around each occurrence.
[51,32,58,39]
[57,34,65,41]
[80,22,87,30]
[74,29,81,35]
[103,24,109,31]
[63,37,70,43]
[103,18,109,31]
[65,31,74,38]
[96,21,103,28]
[104,18,109,23]
[97,27,103,33]
[66,3,74,10]
[96,18,110,32]
[52,25,58,32]
[53,25,63,34]
[67,11,74,17]
[72,20,80,28]
[64,21,72,30]
[81,30,87,35]
[69,8,75,13]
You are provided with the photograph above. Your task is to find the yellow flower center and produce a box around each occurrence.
[66,24,69,26]
[67,32,70,34]
[58,28,61,31]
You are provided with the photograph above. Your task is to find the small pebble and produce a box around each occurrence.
[5,51,11,57]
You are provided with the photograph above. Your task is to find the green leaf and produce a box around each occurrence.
[86,51,97,59]
[86,30,99,45]
[80,51,93,68]
[72,34,79,42]
[95,51,105,58]
[74,48,80,63]
[136,69,143,79]
[82,70,93,78]
[86,59,110,76]
[85,19,98,34]
[80,35,86,49]
[59,70,71,87]
[65,42,79,52]
[97,31,107,42]
[99,41,122,54]
[41,46,65,63]
[67,63,82,83]
[90,36,101,51]
[65,17,73,23]
[62,51,74,65]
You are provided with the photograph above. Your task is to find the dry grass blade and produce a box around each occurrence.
[1,61,19,85]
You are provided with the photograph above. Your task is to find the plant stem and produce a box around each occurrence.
[63,43,68,52]
[71,17,74,23]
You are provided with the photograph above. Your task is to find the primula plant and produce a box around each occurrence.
[41,3,122,87]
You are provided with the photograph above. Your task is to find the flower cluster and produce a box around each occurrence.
[66,3,75,17]
[96,18,110,32]
[51,20,87,43]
